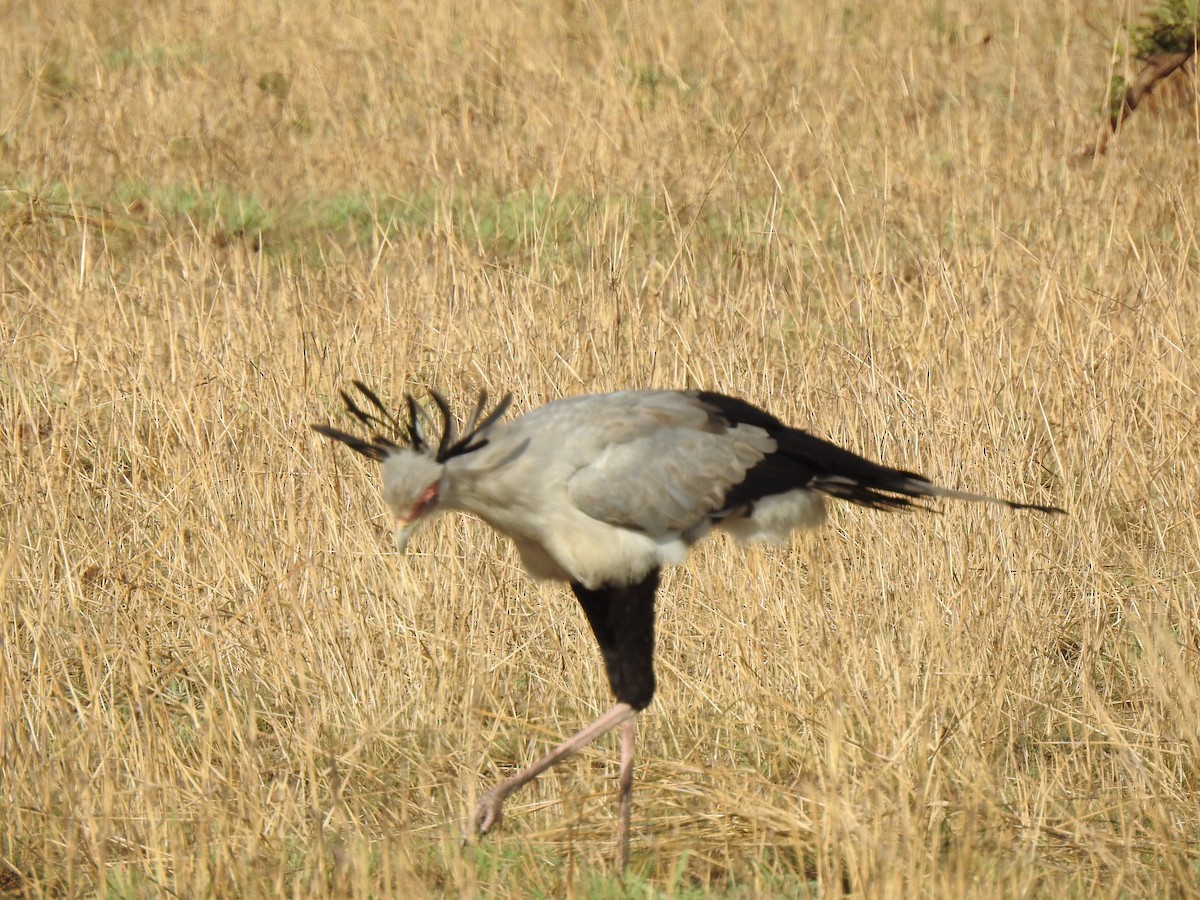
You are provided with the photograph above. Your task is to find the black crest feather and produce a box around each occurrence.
[313,382,512,462]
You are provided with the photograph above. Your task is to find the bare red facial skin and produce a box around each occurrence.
[408,482,439,521]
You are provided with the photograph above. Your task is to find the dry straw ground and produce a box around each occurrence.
[3,0,1198,896]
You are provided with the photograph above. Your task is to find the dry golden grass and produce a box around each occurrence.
[3,0,1198,895]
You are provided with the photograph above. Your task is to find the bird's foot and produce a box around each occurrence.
[462,788,505,845]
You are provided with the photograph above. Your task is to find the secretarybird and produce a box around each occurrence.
[313,383,1063,870]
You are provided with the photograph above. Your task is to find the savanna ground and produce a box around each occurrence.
[3,0,1198,896]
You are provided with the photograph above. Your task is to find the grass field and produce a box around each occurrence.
[3,0,1199,895]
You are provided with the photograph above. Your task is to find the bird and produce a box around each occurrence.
[312,382,1064,871]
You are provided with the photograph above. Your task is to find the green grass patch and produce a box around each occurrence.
[2,180,784,274]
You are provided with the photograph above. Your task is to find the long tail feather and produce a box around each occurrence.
[896,478,1065,514]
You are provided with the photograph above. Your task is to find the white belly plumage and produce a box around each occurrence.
[503,487,827,589]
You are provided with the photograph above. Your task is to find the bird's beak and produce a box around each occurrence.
[394,518,418,553]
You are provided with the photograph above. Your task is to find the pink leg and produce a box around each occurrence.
[615,714,636,872]
[470,702,637,839]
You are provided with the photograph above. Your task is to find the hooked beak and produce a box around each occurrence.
[394,518,419,553]
[392,482,439,553]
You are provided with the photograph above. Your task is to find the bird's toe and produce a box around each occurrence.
[472,790,504,835]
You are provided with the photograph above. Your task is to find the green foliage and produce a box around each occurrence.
[256,71,291,102]
[103,40,210,70]
[32,58,78,102]
[1130,0,1199,57]
[1099,1,1195,131]
[1108,73,1130,128]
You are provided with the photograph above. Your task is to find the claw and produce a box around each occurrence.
[472,788,505,835]
[457,705,638,859]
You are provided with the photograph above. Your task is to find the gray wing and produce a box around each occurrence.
[565,392,776,535]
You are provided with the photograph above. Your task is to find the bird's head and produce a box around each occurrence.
[313,381,512,553]
[381,449,444,551]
